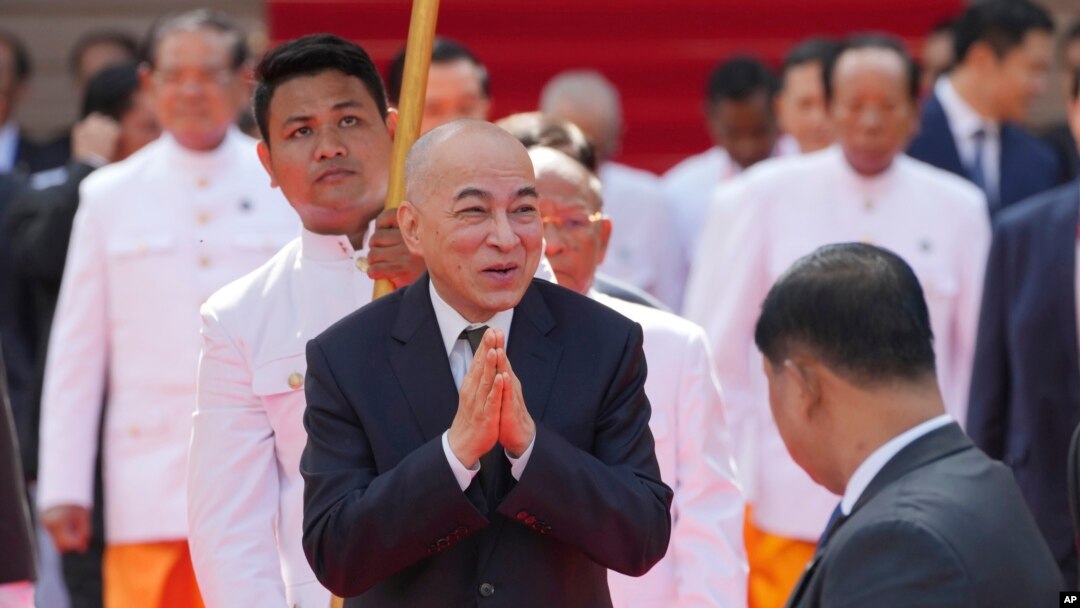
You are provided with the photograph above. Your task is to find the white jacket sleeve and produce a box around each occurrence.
[673,329,748,607]
[187,305,287,607]
[37,191,109,512]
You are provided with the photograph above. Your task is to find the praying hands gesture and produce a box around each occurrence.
[447,328,535,468]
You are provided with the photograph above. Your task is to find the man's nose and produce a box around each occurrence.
[488,211,520,251]
[315,128,348,160]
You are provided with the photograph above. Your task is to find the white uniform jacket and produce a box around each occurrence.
[36,128,297,544]
[596,293,747,607]
[598,162,683,309]
[188,229,375,607]
[683,147,989,541]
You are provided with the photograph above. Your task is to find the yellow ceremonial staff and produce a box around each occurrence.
[372,0,441,300]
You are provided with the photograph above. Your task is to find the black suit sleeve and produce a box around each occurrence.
[497,323,673,576]
[967,220,1010,459]
[823,521,972,608]
[300,338,490,597]
[0,352,36,584]
[3,161,95,282]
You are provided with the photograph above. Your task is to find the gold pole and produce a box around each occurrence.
[372,0,441,300]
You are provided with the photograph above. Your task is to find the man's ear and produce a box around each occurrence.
[596,216,613,266]
[397,201,423,256]
[784,356,822,422]
[255,140,277,188]
[385,107,398,141]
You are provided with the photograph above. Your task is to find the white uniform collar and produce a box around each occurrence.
[158,126,247,170]
[840,413,953,515]
[429,280,514,358]
[299,225,369,262]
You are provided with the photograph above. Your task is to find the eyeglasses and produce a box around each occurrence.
[540,211,603,234]
[152,66,235,89]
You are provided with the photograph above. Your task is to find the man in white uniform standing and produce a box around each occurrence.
[539,70,682,309]
[186,35,396,607]
[683,35,988,608]
[526,143,746,607]
[36,11,298,607]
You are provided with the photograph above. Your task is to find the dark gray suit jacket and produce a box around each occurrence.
[301,275,672,607]
[787,423,1062,608]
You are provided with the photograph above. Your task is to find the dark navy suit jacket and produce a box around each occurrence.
[968,179,1080,589]
[301,275,673,607]
[908,92,1063,214]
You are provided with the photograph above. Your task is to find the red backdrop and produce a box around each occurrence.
[267,0,963,174]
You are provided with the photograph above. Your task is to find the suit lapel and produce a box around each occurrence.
[915,94,966,178]
[1047,187,1080,399]
[506,281,563,423]
[998,127,1026,212]
[388,274,460,442]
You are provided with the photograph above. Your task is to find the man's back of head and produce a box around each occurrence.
[754,243,945,494]
[539,71,622,163]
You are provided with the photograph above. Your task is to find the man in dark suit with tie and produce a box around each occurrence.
[967,68,1080,590]
[908,0,1062,213]
[754,243,1062,607]
[0,349,36,605]
[301,119,672,606]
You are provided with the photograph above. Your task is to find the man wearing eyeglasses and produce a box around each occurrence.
[529,144,746,607]
[35,10,297,607]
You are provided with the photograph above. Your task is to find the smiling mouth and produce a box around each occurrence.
[483,264,519,279]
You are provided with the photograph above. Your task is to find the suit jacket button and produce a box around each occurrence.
[479,582,495,597]
[516,511,529,521]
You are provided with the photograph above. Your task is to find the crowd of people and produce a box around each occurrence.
[0,1,1078,606]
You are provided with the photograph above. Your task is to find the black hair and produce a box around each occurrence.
[1072,67,1080,101]
[68,29,138,77]
[0,29,31,84]
[823,34,919,103]
[754,243,937,385]
[781,38,841,82]
[386,37,489,105]
[706,56,778,108]
[952,0,1053,63]
[141,9,249,70]
[496,112,597,172]
[81,61,140,121]
[253,33,388,144]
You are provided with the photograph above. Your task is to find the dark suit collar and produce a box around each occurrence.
[1047,182,1080,391]
[917,93,966,177]
[851,422,972,515]
[506,280,561,423]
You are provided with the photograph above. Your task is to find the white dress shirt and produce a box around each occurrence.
[0,121,18,174]
[840,415,953,515]
[428,282,535,490]
[683,146,989,541]
[598,161,683,309]
[936,77,1000,202]
[37,127,298,545]
[593,292,747,608]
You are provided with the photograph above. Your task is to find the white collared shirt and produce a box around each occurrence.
[840,414,953,515]
[936,77,1001,201]
[0,121,18,174]
[428,281,535,490]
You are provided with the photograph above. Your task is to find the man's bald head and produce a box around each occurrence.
[405,119,532,204]
[539,70,622,161]
[528,146,602,212]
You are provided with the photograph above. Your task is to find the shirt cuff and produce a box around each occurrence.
[506,433,536,481]
[442,431,480,492]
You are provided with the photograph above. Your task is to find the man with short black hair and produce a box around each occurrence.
[909,0,1062,211]
[663,57,787,300]
[386,37,490,135]
[685,34,989,608]
[968,66,1080,590]
[776,38,839,154]
[188,33,394,607]
[760,242,1062,607]
[36,10,297,606]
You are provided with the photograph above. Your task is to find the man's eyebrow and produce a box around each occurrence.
[283,100,365,126]
[516,186,539,199]
[454,187,492,202]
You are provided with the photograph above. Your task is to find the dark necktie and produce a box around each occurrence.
[458,325,502,507]
[817,503,846,547]
[969,128,998,209]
